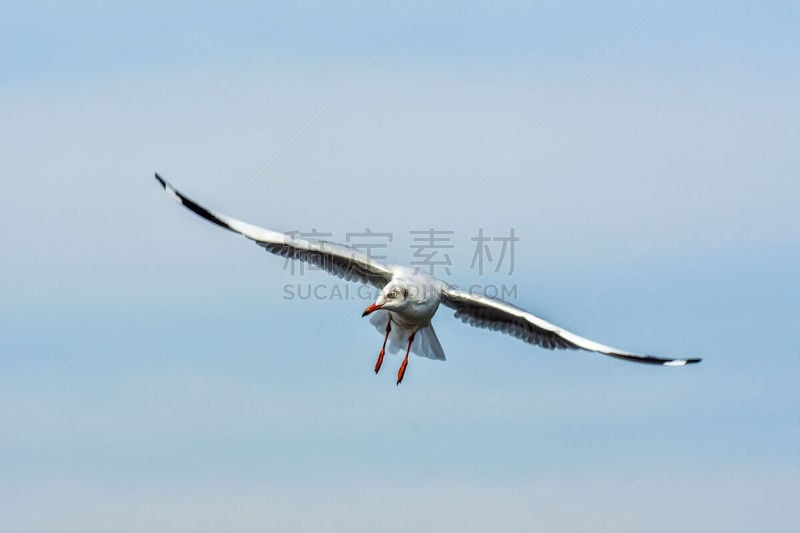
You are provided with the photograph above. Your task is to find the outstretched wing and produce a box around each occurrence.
[440,287,701,366]
[155,173,395,288]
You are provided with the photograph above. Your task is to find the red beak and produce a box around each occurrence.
[362,303,383,317]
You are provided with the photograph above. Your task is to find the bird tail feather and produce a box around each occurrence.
[368,311,446,361]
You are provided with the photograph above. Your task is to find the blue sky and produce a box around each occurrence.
[1,1,799,531]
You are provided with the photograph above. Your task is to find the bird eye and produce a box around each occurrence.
[387,291,397,299]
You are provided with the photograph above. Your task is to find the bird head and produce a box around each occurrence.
[362,281,410,316]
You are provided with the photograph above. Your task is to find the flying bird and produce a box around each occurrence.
[155,173,700,384]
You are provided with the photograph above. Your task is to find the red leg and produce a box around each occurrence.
[374,317,391,374]
[396,331,416,385]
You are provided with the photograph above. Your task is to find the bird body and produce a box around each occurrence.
[364,270,447,370]
[155,173,701,384]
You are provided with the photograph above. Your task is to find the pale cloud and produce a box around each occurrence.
[2,470,797,533]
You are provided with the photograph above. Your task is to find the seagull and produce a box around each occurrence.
[155,173,701,384]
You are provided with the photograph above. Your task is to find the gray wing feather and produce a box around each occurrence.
[441,287,701,366]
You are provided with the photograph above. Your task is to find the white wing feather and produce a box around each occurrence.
[155,174,395,288]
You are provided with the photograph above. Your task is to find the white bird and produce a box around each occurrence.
[155,173,701,384]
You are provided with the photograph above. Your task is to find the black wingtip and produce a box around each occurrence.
[153,174,239,234]
[606,351,703,366]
